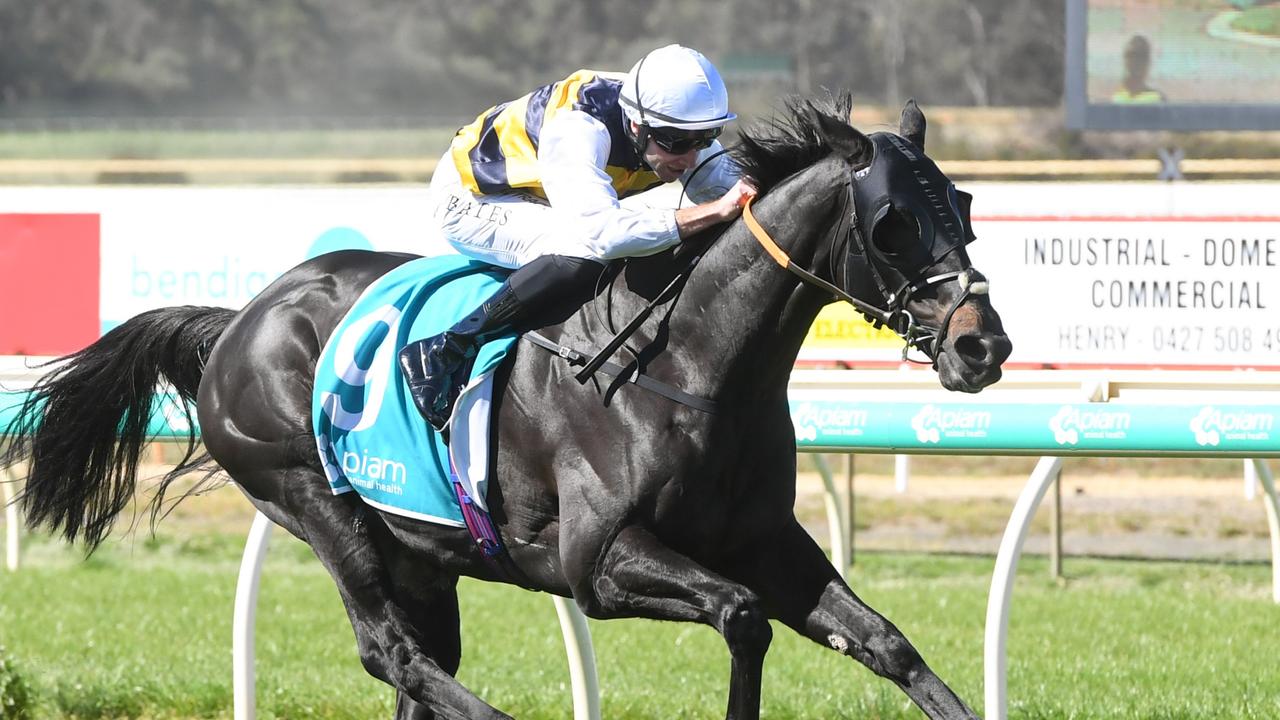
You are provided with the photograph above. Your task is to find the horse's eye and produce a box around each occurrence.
[871,206,920,258]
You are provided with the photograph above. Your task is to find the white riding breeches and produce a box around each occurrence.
[429,153,595,268]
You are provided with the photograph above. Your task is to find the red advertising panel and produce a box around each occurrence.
[0,214,101,355]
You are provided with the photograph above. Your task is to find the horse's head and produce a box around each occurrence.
[796,98,1012,392]
[844,102,1011,390]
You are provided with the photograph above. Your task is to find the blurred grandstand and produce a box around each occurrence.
[1,0,1278,183]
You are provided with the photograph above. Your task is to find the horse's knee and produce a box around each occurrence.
[716,590,772,657]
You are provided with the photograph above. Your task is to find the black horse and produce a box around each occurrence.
[4,96,1009,719]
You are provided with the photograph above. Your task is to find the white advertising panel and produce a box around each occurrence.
[972,216,1277,368]
[965,183,1280,369]
[3,182,1277,369]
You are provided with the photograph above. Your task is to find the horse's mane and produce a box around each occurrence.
[728,91,868,193]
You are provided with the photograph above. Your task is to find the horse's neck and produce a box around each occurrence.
[669,165,843,398]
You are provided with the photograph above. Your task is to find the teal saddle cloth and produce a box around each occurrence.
[312,255,515,526]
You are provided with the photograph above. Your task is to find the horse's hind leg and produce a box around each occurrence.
[236,466,507,720]
[388,585,462,720]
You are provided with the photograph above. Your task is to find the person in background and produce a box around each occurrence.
[1112,34,1166,104]
[399,44,756,430]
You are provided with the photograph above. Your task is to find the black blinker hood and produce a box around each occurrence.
[843,132,978,321]
[853,132,973,254]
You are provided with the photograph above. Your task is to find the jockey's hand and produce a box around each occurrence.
[717,178,758,221]
[675,177,760,240]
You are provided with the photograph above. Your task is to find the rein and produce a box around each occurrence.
[525,331,717,413]
[742,195,868,316]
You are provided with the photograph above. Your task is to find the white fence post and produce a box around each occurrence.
[984,456,1064,720]
[811,454,849,579]
[894,454,910,493]
[1250,459,1280,603]
[552,596,601,720]
[233,511,274,720]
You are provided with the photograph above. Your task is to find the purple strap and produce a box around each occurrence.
[448,455,505,559]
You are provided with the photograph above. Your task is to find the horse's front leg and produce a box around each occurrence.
[737,520,981,720]
[563,524,772,720]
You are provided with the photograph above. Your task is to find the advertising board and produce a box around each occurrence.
[3,183,1277,368]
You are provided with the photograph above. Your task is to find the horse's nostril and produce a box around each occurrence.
[953,335,987,363]
[953,333,1011,367]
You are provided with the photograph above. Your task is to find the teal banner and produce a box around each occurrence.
[789,400,1280,456]
[0,391,198,439]
[6,389,1278,458]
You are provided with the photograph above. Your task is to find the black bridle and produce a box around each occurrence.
[742,165,989,366]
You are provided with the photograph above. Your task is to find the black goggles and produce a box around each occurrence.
[647,126,721,155]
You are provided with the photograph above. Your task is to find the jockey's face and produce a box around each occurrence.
[631,121,702,182]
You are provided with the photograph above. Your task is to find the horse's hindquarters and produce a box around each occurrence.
[198,251,416,483]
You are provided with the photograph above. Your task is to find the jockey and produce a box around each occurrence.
[399,44,757,430]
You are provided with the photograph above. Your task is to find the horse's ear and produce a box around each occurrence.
[899,98,926,149]
[806,101,873,169]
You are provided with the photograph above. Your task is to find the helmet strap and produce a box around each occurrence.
[628,51,653,164]
[629,122,652,169]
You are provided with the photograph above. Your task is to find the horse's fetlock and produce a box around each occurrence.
[356,647,389,682]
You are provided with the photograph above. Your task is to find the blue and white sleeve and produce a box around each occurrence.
[539,111,680,260]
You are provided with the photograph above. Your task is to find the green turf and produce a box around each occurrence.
[1,529,1277,719]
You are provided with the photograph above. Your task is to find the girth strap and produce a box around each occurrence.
[523,332,718,414]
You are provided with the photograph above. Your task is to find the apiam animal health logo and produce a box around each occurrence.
[790,402,870,442]
[1189,406,1274,446]
[910,404,991,444]
[1048,406,1131,445]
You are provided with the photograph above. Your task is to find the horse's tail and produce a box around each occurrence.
[1,305,238,550]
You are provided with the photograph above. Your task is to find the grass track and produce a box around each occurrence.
[2,527,1278,719]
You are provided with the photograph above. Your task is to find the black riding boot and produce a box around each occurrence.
[399,254,606,432]
[398,281,525,431]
